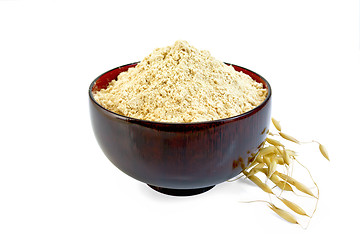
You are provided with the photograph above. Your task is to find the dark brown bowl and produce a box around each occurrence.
[89,62,272,196]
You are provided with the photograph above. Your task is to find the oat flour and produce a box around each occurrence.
[93,40,267,123]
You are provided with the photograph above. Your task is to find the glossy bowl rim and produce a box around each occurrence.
[89,62,272,126]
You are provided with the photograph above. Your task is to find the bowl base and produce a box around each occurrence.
[147,184,215,196]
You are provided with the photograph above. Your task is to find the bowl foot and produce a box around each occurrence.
[147,184,215,196]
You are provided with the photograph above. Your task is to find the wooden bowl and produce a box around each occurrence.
[89,62,272,196]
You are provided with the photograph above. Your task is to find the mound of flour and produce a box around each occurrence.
[94,40,267,123]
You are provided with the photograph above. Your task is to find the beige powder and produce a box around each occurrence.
[93,40,267,123]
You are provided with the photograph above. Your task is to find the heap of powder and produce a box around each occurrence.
[93,40,267,123]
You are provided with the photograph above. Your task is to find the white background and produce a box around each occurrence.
[0,0,359,239]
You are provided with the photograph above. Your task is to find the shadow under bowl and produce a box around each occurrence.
[89,62,272,196]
